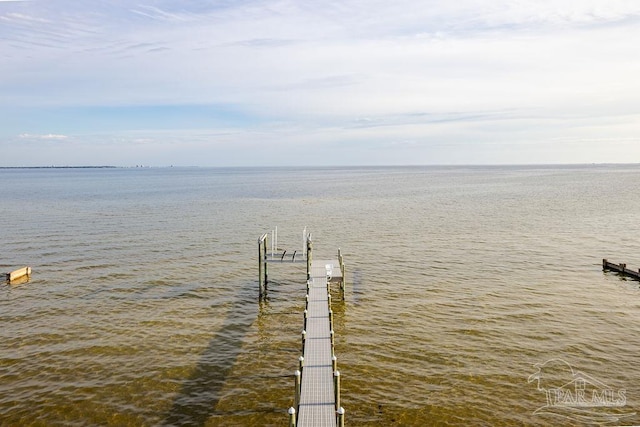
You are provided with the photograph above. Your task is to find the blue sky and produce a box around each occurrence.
[1,0,639,166]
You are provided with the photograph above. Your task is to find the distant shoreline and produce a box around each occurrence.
[0,166,118,169]
[1,164,639,170]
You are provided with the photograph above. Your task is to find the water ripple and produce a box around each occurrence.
[3,166,640,425]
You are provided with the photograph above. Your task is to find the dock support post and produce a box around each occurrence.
[294,370,301,410]
[288,407,296,427]
[334,371,341,410]
[337,407,345,427]
[298,356,304,373]
[338,248,345,300]
[340,262,345,300]
[258,234,268,299]
[306,235,312,280]
[302,227,307,258]
[258,236,262,299]
[264,237,268,292]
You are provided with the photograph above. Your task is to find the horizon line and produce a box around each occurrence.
[1,163,639,170]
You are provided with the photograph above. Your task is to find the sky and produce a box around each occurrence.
[1,0,639,166]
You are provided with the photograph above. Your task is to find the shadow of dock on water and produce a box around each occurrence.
[163,286,257,427]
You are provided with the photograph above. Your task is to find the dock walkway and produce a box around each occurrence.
[298,259,342,427]
[258,229,345,426]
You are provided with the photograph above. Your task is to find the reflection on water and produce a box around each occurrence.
[2,165,640,425]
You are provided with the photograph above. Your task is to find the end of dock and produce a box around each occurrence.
[603,259,640,280]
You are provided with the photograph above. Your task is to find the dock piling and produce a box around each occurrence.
[288,407,296,427]
[334,371,341,410]
[294,370,301,409]
[258,234,268,299]
[337,407,345,427]
[302,227,307,258]
[306,234,312,280]
[338,248,345,299]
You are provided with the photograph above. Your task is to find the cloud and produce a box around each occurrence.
[129,5,192,22]
[19,133,68,140]
[226,38,297,48]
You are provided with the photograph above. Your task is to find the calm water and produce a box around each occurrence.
[2,165,640,426]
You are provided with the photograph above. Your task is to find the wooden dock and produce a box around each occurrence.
[258,229,345,426]
[603,259,640,280]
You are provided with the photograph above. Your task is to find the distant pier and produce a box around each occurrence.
[258,229,345,426]
[603,259,640,280]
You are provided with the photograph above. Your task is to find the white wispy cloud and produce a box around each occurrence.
[19,133,68,140]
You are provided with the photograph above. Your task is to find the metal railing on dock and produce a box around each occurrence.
[258,227,313,301]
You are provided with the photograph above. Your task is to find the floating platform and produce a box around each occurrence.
[5,266,31,284]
